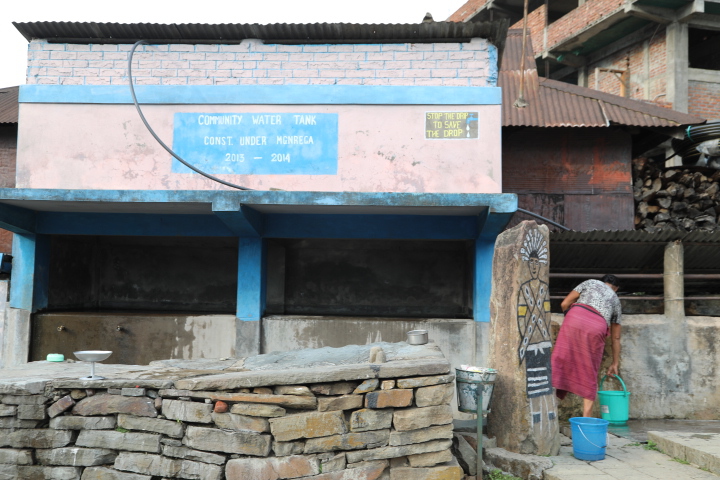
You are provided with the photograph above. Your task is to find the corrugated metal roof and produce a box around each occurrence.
[501,27,536,72]
[0,87,19,124]
[540,79,704,127]
[499,30,705,128]
[550,229,720,273]
[551,229,720,244]
[12,21,509,49]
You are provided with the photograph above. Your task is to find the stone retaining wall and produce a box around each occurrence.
[0,343,464,479]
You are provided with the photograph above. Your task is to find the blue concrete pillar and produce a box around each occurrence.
[236,237,266,321]
[10,233,50,312]
[473,237,495,323]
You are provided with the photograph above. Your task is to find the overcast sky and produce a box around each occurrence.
[1,0,463,88]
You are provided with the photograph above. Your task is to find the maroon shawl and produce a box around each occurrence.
[552,303,608,401]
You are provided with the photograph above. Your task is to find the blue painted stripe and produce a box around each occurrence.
[237,238,266,321]
[10,234,36,310]
[36,212,235,237]
[264,214,478,240]
[20,85,502,105]
[0,188,518,214]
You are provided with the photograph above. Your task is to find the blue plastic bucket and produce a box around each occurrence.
[569,417,610,461]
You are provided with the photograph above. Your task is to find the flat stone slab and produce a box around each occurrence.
[162,445,227,465]
[53,379,174,389]
[243,342,444,370]
[174,359,449,391]
[270,411,347,442]
[0,378,48,395]
[75,430,161,453]
[117,413,185,438]
[149,358,244,371]
[0,464,82,479]
[50,416,116,430]
[80,466,152,480]
[346,439,451,463]
[184,426,271,456]
[0,343,448,395]
[390,458,463,480]
[225,455,320,480]
[73,394,157,418]
[114,452,223,480]
[36,447,118,466]
[0,448,33,465]
[0,428,75,449]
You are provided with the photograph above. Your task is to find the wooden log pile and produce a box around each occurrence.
[634,158,720,232]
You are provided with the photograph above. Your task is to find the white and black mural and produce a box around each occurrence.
[517,228,557,429]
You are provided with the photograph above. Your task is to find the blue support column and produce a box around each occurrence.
[474,211,516,322]
[473,237,495,323]
[236,237,266,321]
[10,234,36,310]
[10,233,50,312]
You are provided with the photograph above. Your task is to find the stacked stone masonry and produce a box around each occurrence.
[0,346,464,480]
[26,38,496,87]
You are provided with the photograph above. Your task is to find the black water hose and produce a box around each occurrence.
[128,40,253,191]
[670,121,720,165]
[517,208,571,231]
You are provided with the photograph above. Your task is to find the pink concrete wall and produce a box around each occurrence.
[16,103,502,193]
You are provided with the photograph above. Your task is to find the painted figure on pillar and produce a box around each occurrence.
[517,229,557,430]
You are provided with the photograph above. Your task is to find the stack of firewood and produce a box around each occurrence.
[634,158,720,232]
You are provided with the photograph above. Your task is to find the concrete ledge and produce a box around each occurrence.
[0,343,449,393]
[648,431,720,475]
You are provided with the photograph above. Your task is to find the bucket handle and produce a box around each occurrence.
[577,425,609,450]
[599,374,628,393]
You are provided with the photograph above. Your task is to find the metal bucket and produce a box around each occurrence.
[407,330,428,345]
[455,367,497,414]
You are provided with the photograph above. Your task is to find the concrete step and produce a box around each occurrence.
[544,434,720,480]
[649,431,720,476]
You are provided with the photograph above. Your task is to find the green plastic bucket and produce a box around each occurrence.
[598,375,630,425]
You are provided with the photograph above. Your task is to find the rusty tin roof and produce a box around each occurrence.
[500,30,705,128]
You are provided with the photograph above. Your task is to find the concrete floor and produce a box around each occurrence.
[608,419,720,443]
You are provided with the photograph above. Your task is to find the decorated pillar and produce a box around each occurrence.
[487,220,560,455]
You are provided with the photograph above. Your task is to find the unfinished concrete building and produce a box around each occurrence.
[450,0,720,122]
